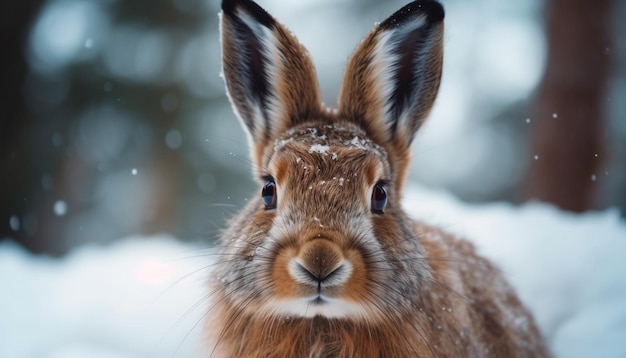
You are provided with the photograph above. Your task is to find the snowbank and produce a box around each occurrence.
[0,237,211,358]
[1,188,625,357]
[405,188,626,358]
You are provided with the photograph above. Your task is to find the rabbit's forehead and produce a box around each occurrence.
[271,123,386,160]
[271,146,385,186]
[268,124,390,184]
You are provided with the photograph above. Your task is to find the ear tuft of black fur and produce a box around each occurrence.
[381,0,444,30]
[221,0,275,28]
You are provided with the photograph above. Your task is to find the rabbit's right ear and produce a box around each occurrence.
[220,0,322,166]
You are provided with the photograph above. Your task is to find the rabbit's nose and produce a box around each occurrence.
[289,239,352,288]
[291,261,349,287]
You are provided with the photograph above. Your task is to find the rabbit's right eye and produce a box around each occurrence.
[261,179,277,210]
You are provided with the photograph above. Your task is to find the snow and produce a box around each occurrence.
[53,200,68,216]
[404,187,626,358]
[0,237,211,358]
[1,188,625,357]
[347,136,368,150]
[9,216,20,231]
[308,144,330,155]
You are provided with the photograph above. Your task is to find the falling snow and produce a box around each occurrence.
[9,216,20,231]
[165,129,182,149]
[53,200,67,216]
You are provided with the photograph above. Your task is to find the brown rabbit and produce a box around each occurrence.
[208,0,550,356]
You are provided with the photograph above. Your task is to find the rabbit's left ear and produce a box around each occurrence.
[220,0,322,162]
[338,1,444,151]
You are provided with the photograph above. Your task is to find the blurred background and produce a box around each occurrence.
[1,0,624,255]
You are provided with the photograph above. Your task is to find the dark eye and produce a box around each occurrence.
[261,179,277,210]
[371,182,388,214]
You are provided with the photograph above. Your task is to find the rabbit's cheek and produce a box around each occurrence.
[341,248,370,301]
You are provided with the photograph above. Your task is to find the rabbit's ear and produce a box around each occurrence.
[338,1,444,150]
[220,0,321,154]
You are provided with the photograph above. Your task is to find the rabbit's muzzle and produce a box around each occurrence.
[288,239,353,298]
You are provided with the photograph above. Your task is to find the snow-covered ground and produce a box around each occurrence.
[1,187,625,358]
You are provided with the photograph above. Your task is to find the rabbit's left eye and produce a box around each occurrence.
[371,182,388,214]
[262,179,277,210]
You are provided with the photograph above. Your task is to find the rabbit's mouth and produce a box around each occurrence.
[264,295,366,319]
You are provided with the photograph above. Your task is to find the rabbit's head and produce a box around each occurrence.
[217,0,443,322]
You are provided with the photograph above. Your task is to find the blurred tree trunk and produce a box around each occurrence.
[0,1,44,250]
[523,0,614,212]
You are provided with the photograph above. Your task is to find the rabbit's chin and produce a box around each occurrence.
[263,297,367,319]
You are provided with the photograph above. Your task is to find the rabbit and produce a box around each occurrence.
[208,0,550,356]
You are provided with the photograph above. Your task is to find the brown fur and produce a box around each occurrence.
[211,0,550,357]
[209,229,547,357]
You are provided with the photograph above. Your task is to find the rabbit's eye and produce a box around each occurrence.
[262,179,277,209]
[371,182,388,214]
